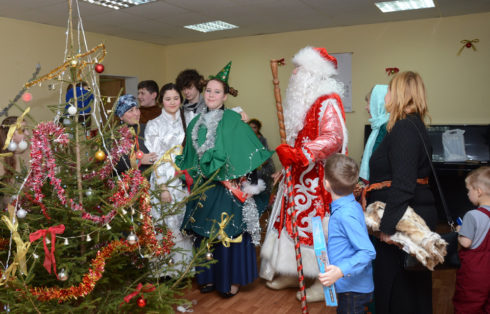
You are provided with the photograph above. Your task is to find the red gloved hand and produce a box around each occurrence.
[275,143,309,168]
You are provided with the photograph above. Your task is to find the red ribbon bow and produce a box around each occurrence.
[29,224,65,277]
[385,67,399,75]
[175,169,194,193]
[121,283,156,305]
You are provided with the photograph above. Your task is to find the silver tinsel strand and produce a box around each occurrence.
[191,110,223,158]
[242,198,261,245]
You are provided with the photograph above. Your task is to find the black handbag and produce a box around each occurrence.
[403,119,461,271]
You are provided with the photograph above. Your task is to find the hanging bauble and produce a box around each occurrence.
[95,63,105,73]
[67,105,77,116]
[16,208,27,219]
[85,188,93,197]
[136,297,146,308]
[127,232,138,245]
[95,149,106,161]
[7,141,17,152]
[22,92,32,102]
[205,251,214,261]
[168,257,174,265]
[17,140,28,152]
[58,269,68,281]
[63,118,72,126]
[135,150,144,159]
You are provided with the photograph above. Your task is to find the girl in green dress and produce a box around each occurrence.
[177,65,273,298]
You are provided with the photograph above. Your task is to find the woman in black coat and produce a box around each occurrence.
[367,71,437,314]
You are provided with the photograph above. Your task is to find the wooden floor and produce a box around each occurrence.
[180,268,456,313]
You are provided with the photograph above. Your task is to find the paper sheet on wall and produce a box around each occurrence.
[331,52,352,112]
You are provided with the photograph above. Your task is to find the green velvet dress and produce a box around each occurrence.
[176,108,274,294]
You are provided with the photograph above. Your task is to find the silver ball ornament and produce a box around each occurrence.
[127,232,138,245]
[85,188,93,197]
[67,105,77,116]
[168,258,174,265]
[17,140,28,151]
[7,141,17,152]
[63,118,71,126]
[16,208,27,219]
[205,252,214,261]
[58,269,68,281]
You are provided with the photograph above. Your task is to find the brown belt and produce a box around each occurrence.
[361,177,429,211]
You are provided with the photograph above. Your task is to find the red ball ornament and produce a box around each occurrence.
[137,296,146,308]
[135,150,144,159]
[465,42,472,48]
[95,63,105,73]
[22,92,32,102]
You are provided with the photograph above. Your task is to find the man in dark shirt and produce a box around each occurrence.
[137,80,161,124]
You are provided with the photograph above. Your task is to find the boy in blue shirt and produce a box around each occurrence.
[318,153,376,313]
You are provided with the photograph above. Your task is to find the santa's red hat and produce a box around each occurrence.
[292,46,337,76]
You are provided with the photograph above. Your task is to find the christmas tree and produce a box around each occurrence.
[0,1,218,312]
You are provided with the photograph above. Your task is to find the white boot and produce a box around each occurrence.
[265,275,299,290]
[296,279,325,303]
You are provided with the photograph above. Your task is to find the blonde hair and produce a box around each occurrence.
[386,71,431,131]
[324,153,359,196]
[465,166,490,196]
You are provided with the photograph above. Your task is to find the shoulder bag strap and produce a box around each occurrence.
[406,118,455,230]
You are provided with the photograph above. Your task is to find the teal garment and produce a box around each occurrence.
[177,109,274,238]
[373,123,387,153]
[176,109,274,181]
[359,85,389,181]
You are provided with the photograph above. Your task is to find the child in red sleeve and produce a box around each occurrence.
[453,166,490,314]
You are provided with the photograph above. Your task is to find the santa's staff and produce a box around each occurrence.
[270,58,308,314]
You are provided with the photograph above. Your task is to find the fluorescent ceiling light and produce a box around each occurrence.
[184,21,238,33]
[82,0,156,10]
[375,0,435,13]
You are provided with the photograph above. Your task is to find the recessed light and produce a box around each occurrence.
[375,0,435,13]
[184,21,239,33]
[82,0,156,10]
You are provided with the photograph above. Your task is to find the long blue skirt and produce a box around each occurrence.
[195,232,258,294]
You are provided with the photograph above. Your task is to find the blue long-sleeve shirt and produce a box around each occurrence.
[327,193,376,293]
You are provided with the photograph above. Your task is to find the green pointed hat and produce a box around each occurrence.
[209,61,232,84]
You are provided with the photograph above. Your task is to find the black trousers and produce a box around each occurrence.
[373,239,432,314]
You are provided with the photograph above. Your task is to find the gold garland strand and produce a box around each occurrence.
[24,43,106,88]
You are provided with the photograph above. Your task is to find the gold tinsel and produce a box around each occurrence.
[24,43,106,88]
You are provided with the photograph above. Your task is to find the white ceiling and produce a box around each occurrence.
[1,0,490,45]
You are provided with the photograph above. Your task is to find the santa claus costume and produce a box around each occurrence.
[260,47,348,300]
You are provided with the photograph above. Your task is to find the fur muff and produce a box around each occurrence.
[365,201,447,271]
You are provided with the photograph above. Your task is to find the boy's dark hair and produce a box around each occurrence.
[248,119,262,130]
[176,69,204,93]
[324,153,359,196]
[137,80,159,96]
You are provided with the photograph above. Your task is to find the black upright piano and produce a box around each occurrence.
[364,124,489,221]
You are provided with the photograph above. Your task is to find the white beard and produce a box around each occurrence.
[283,68,344,146]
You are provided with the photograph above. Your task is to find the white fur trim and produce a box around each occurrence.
[292,46,337,78]
[260,215,330,279]
[242,179,266,195]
